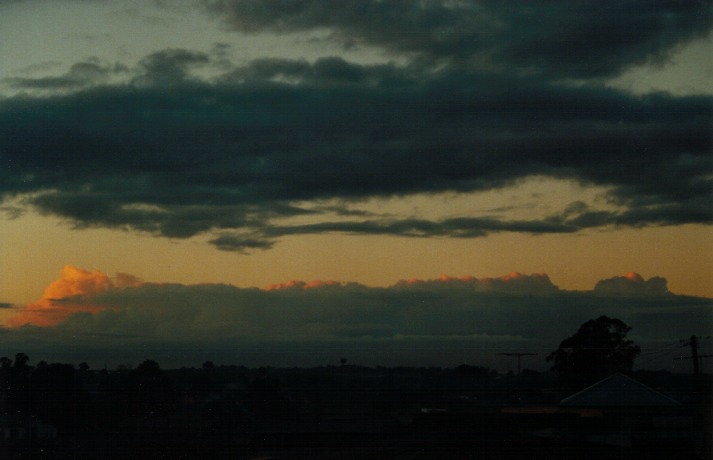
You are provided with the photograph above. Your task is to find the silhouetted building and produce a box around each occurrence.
[557,373,691,449]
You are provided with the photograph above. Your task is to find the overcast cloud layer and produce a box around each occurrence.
[1,0,711,251]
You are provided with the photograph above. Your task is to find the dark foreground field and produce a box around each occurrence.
[0,360,710,459]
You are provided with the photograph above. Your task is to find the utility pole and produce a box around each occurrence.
[676,336,713,458]
[676,335,713,376]
[498,353,537,375]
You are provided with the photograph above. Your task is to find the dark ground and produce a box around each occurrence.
[0,361,709,459]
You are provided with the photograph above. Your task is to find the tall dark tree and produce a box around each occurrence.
[547,316,641,385]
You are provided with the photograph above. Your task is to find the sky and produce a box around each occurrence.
[0,0,712,370]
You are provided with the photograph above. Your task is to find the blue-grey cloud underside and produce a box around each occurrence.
[1,0,711,250]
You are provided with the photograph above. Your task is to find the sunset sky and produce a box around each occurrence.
[0,0,711,369]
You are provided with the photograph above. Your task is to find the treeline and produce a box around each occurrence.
[0,354,177,437]
[0,354,556,439]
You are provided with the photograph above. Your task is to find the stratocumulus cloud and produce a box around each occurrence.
[0,1,710,252]
[2,267,710,368]
[204,0,711,78]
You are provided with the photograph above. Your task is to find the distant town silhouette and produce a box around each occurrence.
[0,319,710,459]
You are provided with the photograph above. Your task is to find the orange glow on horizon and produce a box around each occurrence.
[6,265,140,327]
[396,272,551,285]
[264,279,344,291]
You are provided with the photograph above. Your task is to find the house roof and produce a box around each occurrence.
[559,373,681,408]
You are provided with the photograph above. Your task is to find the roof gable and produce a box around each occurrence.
[560,373,680,407]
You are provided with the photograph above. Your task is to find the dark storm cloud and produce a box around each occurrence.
[209,233,276,252]
[208,215,579,252]
[2,272,711,368]
[133,49,211,86]
[31,191,310,238]
[271,217,577,238]
[1,51,711,248]
[4,62,116,91]
[222,56,409,86]
[204,0,713,78]
[3,0,713,251]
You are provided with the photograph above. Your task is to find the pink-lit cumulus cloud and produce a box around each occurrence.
[6,266,128,327]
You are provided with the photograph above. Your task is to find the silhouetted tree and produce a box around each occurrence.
[547,316,641,385]
[6,353,32,414]
[13,352,29,370]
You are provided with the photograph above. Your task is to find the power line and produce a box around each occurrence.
[674,336,713,375]
[640,340,687,356]
[637,342,688,368]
